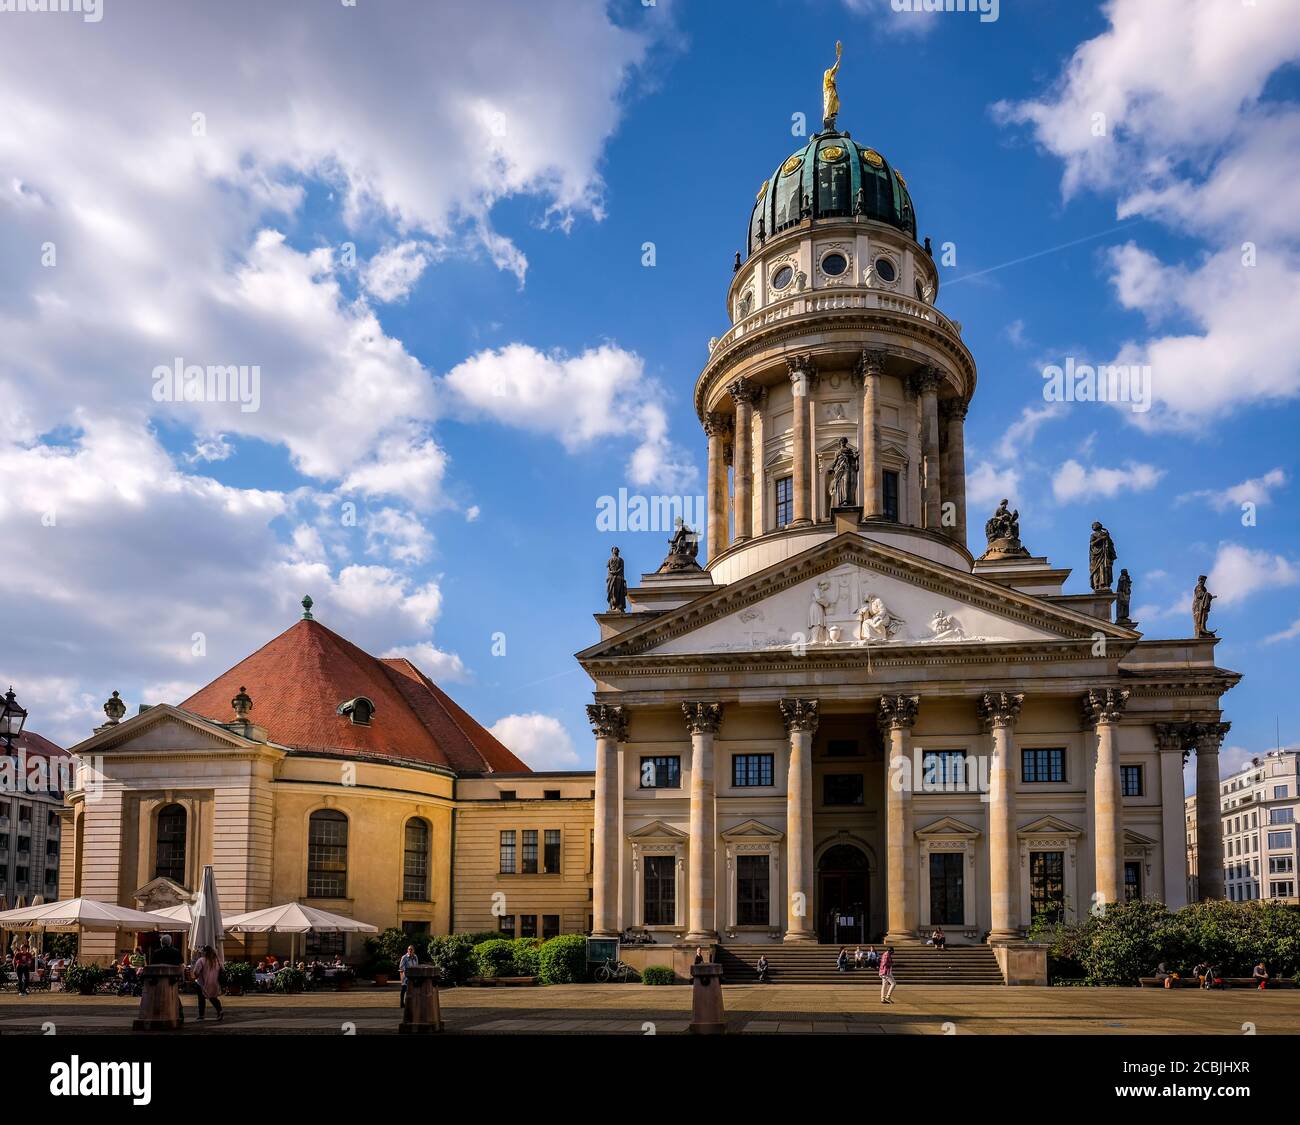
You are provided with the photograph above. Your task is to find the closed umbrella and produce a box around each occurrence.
[221,902,378,966]
[189,865,224,964]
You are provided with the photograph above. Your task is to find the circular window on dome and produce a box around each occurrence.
[781,154,803,177]
[821,252,848,277]
[875,257,897,283]
[772,265,795,290]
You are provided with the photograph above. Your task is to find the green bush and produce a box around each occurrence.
[537,934,587,985]
[368,959,398,980]
[363,927,409,968]
[272,967,307,994]
[424,934,476,986]
[464,931,501,946]
[63,963,106,995]
[512,938,542,977]
[473,938,517,978]
[221,961,255,993]
[47,934,78,960]
[641,965,675,985]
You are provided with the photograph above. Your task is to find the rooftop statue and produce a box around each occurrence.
[656,518,703,574]
[606,547,627,613]
[1089,521,1117,591]
[823,41,842,131]
[1192,574,1217,638]
[978,498,1030,560]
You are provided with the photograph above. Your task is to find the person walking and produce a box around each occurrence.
[879,945,896,1004]
[13,944,32,996]
[398,944,419,1009]
[191,945,225,1022]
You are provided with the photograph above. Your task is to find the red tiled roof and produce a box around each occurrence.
[11,730,68,759]
[179,619,527,773]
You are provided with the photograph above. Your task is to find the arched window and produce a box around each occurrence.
[154,804,187,884]
[307,809,348,898]
[403,818,431,901]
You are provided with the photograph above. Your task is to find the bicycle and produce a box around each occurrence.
[594,957,636,983]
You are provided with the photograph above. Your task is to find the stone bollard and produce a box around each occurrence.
[688,963,725,1035]
[133,965,184,1031]
[398,965,444,1034]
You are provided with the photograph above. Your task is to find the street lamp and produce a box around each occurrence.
[0,686,27,752]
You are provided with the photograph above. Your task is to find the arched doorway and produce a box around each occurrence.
[817,843,870,944]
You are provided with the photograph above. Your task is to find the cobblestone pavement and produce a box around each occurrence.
[2,984,1298,1035]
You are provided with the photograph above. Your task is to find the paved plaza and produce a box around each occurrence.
[3,984,1299,1035]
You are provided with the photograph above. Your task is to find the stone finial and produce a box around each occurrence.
[231,686,253,721]
[682,701,724,736]
[102,690,127,726]
[301,595,314,620]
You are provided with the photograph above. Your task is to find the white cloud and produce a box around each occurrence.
[465,505,481,523]
[364,508,434,565]
[1051,458,1164,503]
[996,402,1062,461]
[1264,615,1300,646]
[966,461,1021,511]
[443,343,698,491]
[187,434,234,463]
[993,0,1300,430]
[488,713,580,771]
[362,240,437,303]
[1207,542,1300,608]
[381,642,468,684]
[1180,468,1287,512]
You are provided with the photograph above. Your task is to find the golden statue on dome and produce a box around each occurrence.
[823,40,842,131]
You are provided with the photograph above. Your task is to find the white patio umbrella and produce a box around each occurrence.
[221,902,377,965]
[0,897,190,932]
[189,865,224,964]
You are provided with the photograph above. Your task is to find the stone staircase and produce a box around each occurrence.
[716,943,1005,985]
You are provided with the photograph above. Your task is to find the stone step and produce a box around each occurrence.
[715,943,1004,985]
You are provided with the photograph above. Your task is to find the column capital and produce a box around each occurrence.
[877,694,919,731]
[1081,687,1131,727]
[910,366,944,397]
[786,354,818,387]
[703,411,732,438]
[854,348,888,381]
[727,377,760,405]
[779,697,819,733]
[586,703,628,742]
[979,692,1024,730]
[1189,720,1231,752]
[682,701,724,736]
[1154,722,1188,754]
[940,397,969,423]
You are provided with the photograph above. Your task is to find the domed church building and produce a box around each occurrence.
[578,67,1239,977]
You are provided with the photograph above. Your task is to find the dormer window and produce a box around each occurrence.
[337,696,376,726]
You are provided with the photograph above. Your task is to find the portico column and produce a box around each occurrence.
[704,413,730,560]
[980,692,1024,942]
[857,350,885,517]
[1083,689,1130,910]
[729,379,757,543]
[913,367,943,531]
[683,702,723,942]
[1193,722,1230,900]
[586,703,628,937]
[940,398,968,543]
[1155,724,1191,908]
[879,694,920,943]
[787,357,814,527]
[780,698,818,942]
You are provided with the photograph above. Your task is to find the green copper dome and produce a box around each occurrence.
[747,131,916,255]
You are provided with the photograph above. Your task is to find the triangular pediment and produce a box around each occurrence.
[721,818,785,842]
[1018,815,1084,838]
[627,819,689,842]
[579,533,1136,662]
[132,876,192,911]
[67,703,273,757]
[915,816,981,839]
[1124,829,1157,847]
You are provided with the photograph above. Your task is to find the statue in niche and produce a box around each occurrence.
[856,592,904,643]
[1115,568,1133,624]
[928,609,967,641]
[606,547,627,613]
[978,498,1030,560]
[656,518,702,573]
[829,437,859,509]
[809,580,834,645]
[1192,575,1217,637]
[1089,521,1117,591]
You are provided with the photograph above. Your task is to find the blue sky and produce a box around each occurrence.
[1,0,1298,781]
